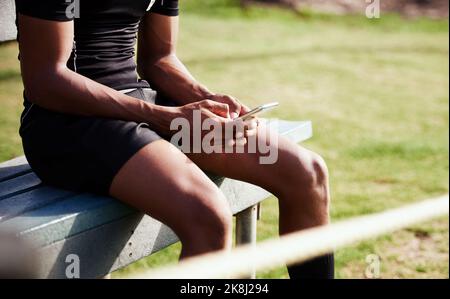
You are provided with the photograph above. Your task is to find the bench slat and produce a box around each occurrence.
[268,119,313,143]
[0,172,42,199]
[0,187,74,223]
[0,194,136,246]
[0,165,32,183]
[0,155,29,168]
[0,156,32,182]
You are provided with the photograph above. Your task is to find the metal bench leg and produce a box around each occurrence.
[235,204,258,279]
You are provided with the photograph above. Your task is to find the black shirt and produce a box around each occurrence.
[15,0,179,91]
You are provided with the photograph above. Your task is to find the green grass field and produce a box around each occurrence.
[0,2,448,278]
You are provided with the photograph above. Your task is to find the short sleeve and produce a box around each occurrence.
[15,0,75,21]
[149,0,179,16]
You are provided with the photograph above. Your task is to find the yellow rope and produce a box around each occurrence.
[126,195,449,279]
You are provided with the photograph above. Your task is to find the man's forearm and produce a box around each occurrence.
[24,66,177,135]
[138,54,214,105]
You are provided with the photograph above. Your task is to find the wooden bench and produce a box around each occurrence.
[0,0,313,278]
[0,121,312,278]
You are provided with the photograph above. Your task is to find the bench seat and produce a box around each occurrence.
[0,119,312,278]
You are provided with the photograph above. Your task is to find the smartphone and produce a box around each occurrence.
[237,102,279,121]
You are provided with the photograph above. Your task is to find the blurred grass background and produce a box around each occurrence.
[0,0,448,278]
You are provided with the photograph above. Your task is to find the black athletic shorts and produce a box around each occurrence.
[19,88,172,195]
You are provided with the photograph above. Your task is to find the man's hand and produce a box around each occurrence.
[175,100,243,150]
[166,99,258,152]
[208,94,258,138]
[208,93,251,119]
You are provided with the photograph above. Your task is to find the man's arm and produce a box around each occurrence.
[17,14,177,135]
[137,13,249,119]
[18,14,233,137]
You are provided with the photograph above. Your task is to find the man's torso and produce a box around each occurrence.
[15,0,179,90]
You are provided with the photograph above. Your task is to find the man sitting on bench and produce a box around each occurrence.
[15,0,333,278]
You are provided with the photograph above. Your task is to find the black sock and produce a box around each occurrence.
[287,253,334,279]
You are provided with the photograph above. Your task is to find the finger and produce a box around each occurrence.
[225,96,241,120]
[212,104,230,119]
[205,100,230,119]
[230,112,239,120]
[240,104,251,115]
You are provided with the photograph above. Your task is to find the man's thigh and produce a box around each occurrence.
[109,139,229,235]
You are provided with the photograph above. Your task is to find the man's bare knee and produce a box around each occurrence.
[310,152,329,187]
[178,187,232,252]
[276,148,330,206]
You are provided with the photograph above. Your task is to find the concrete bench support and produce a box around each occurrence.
[236,205,258,278]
